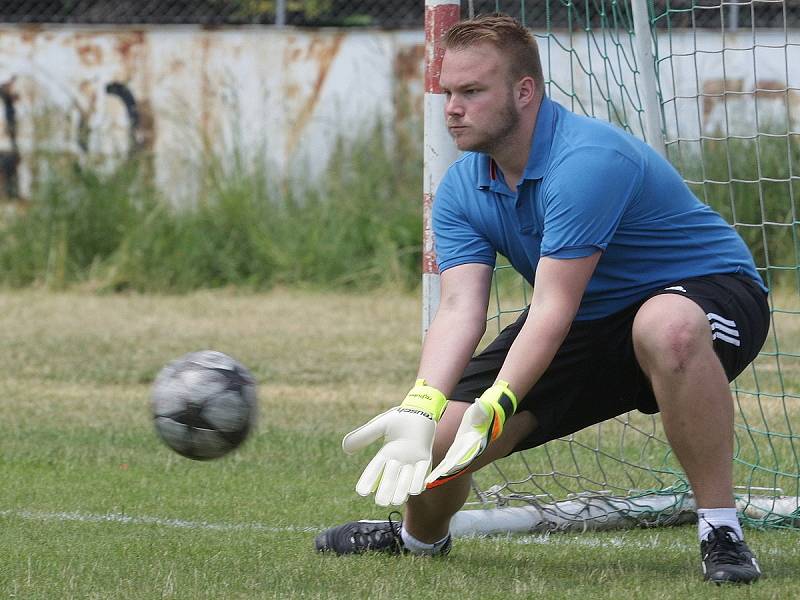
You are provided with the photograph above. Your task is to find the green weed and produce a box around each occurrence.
[0,125,422,292]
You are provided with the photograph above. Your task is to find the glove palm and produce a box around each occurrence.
[342,380,447,506]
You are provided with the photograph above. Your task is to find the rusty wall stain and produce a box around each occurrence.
[137,97,156,151]
[20,25,41,44]
[285,82,300,101]
[702,78,797,123]
[286,46,303,62]
[77,43,103,67]
[116,31,147,83]
[702,78,744,121]
[116,31,145,61]
[283,32,345,158]
[394,44,424,82]
[393,43,424,125]
[755,79,788,100]
[791,90,800,118]
[169,59,186,74]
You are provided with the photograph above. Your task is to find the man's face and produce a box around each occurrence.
[440,44,520,153]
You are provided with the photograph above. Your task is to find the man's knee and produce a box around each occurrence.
[633,295,713,377]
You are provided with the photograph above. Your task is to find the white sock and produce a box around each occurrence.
[697,507,743,542]
[400,526,450,556]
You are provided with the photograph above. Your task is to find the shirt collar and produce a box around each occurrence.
[476,153,494,189]
[522,95,555,181]
[475,96,556,189]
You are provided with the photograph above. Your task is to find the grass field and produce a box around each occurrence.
[1,289,799,599]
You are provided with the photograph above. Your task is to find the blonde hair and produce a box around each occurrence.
[443,14,545,91]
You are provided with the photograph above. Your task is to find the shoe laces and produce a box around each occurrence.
[351,511,403,549]
[704,523,745,565]
[388,510,403,536]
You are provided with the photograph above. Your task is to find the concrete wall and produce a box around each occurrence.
[0,25,796,201]
[0,25,424,201]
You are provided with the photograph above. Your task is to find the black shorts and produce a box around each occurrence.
[450,273,770,454]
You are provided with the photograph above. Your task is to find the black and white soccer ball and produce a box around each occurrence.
[152,350,258,460]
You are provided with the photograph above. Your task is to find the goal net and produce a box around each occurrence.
[422,0,800,534]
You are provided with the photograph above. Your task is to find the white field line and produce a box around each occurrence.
[2,508,789,557]
[0,508,320,533]
[0,507,693,550]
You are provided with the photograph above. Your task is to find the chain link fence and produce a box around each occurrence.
[0,1,419,27]
[0,1,798,29]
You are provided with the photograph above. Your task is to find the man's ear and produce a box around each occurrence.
[516,76,536,108]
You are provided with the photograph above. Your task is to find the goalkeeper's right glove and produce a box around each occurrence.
[341,380,447,507]
[425,380,517,488]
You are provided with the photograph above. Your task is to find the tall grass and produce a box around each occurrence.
[0,159,153,289]
[0,121,796,293]
[0,125,423,292]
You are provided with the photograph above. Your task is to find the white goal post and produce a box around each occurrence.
[423,0,800,535]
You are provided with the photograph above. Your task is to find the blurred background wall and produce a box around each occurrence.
[0,1,797,202]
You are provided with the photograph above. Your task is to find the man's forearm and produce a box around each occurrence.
[497,254,599,399]
[496,306,571,399]
[416,307,486,396]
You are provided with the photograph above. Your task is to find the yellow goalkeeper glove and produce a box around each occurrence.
[425,380,517,488]
[342,380,447,506]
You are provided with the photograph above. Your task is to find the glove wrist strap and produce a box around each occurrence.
[400,379,447,421]
[484,380,518,424]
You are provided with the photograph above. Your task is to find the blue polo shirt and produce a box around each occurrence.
[432,97,765,320]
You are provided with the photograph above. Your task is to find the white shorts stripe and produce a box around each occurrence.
[710,321,739,338]
[707,312,740,347]
[712,331,741,347]
[707,312,737,327]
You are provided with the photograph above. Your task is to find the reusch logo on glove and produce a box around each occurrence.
[398,407,435,420]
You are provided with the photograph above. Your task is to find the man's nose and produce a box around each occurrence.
[445,95,464,117]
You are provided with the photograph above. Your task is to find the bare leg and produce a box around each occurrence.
[404,403,537,542]
[632,294,735,508]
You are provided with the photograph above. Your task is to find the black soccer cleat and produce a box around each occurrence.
[315,513,452,556]
[700,525,762,584]
[315,513,406,555]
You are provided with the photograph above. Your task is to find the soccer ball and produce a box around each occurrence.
[152,350,258,460]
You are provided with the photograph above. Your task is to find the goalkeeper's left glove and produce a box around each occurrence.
[425,380,517,488]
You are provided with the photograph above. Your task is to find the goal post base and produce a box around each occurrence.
[449,493,800,537]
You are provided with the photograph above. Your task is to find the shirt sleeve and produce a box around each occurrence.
[540,147,643,259]
[432,171,496,272]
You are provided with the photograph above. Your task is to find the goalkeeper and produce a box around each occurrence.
[315,14,769,585]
